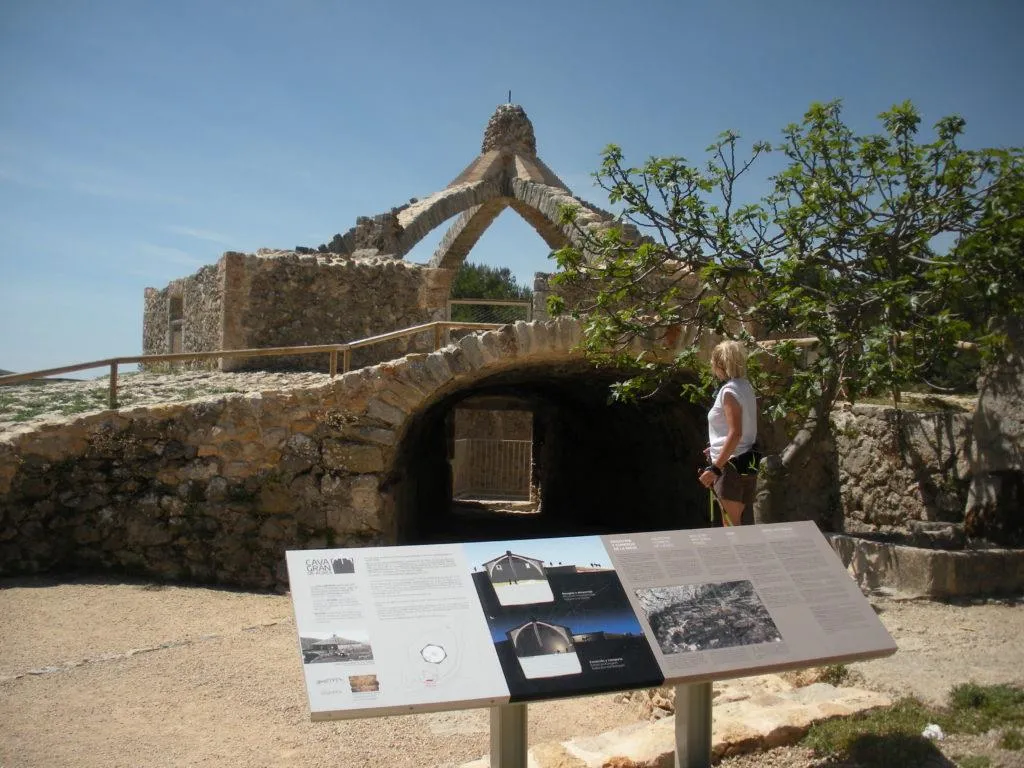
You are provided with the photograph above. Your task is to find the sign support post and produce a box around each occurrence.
[490,702,528,768]
[674,682,713,768]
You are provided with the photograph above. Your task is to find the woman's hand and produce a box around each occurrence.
[698,468,717,489]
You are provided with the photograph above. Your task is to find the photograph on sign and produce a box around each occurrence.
[634,580,783,655]
[463,536,664,701]
[348,674,380,693]
[299,629,375,665]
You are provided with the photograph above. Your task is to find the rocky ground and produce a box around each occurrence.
[1,576,1022,768]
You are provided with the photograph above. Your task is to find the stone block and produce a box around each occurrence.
[365,398,407,427]
[258,483,292,515]
[321,440,385,474]
[530,742,588,768]
[457,334,486,370]
[350,474,382,521]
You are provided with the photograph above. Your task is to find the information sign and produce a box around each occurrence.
[286,521,896,721]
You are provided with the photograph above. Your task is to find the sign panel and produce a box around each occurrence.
[286,544,509,720]
[286,522,896,720]
[603,522,897,685]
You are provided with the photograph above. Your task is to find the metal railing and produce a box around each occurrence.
[451,438,533,501]
[0,321,503,409]
[447,299,532,324]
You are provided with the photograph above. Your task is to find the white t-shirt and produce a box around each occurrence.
[707,377,757,463]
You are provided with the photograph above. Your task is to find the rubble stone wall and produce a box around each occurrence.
[182,264,224,356]
[832,404,973,532]
[0,321,587,589]
[453,409,532,441]
[144,250,457,374]
[229,251,449,371]
[141,264,224,369]
[0,321,983,591]
[142,287,170,357]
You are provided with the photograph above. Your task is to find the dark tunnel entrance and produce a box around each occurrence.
[385,362,712,544]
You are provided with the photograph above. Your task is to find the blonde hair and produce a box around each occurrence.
[711,340,748,379]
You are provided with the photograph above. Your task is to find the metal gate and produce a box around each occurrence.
[451,439,532,501]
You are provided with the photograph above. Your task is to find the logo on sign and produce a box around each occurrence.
[305,558,333,575]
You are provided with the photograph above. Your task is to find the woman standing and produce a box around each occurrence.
[698,340,759,526]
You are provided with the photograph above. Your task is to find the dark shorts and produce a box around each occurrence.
[713,462,757,506]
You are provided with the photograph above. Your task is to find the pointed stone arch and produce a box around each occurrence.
[321,104,624,274]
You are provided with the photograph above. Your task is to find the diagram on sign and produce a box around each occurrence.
[482,550,555,606]
[400,624,465,690]
[635,580,782,655]
[506,618,582,678]
[464,536,664,701]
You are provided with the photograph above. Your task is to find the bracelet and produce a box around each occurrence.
[704,465,722,477]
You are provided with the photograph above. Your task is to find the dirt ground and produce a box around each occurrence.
[1,576,1022,768]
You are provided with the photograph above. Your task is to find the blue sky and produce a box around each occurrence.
[1,0,1022,374]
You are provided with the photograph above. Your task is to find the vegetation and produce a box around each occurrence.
[449,261,533,323]
[551,100,1023,520]
[803,682,1024,766]
[451,261,533,302]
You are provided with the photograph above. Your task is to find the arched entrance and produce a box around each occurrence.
[383,361,710,543]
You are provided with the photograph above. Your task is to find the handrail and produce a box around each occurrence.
[0,321,503,408]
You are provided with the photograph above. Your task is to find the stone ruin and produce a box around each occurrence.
[141,104,620,371]
[2,106,1021,597]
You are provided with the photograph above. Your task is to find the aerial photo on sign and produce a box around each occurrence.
[635,580,783,655]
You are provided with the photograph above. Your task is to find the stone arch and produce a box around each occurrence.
[318,104,630,271]
[359,318,711,543]
[410,180,612,273]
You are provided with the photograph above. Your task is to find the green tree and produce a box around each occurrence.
[551,100,1022,521]
[449,261,533,323]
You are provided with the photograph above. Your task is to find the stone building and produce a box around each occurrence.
[141,104,620,371]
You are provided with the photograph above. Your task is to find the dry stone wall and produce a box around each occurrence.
[832,404,972,532]
[141,264,224,368]
[183,264,223,355]
[0,319,985,591]
[142,287,170,356]
[0,320,587,589]
[227,251,444,371]
[143,250,455,374]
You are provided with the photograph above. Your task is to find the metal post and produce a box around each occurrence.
[108,362,118,409]
[674,682,713,768]
[342,348,351,373]
[490,703,528,768]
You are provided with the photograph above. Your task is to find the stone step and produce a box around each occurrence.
[457,674,891,768]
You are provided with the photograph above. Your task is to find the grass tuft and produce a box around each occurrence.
[947,683,1024,734]
[1000,727,1024,751]
[804,684,1024,767]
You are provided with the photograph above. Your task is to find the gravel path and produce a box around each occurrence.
[2,577,1023,768]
